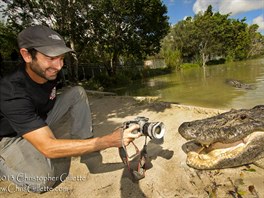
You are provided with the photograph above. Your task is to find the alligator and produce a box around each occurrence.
[225,79,255,90]
[178,105,264,170]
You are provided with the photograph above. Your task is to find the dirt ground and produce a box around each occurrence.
[1,95,264,198]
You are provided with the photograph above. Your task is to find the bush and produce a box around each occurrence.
[164,50,182,70]
[83,66,172,90]
[142,67,171,77]
[206,58,226,65]
[81,78,104,91]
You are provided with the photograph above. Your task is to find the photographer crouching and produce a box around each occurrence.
[0,25,141,193]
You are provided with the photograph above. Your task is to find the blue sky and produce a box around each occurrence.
[162,0,264,34]
[1,0,263,34]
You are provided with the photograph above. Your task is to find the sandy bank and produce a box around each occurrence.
[1,95,263,198]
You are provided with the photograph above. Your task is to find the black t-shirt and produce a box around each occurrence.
[0,65,57,137]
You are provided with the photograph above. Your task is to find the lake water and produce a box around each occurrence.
[114,58,264,109]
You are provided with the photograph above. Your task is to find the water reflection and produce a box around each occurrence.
[114,58,264,109]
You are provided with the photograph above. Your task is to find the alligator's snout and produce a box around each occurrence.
[178,105,264,169]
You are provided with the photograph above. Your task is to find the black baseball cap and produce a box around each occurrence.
[18,25,73,57]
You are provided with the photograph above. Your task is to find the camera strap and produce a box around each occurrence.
[118,136,148,181]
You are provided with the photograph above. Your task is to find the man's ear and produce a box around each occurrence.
[20,48,32,63]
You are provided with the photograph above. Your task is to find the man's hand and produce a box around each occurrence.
[123,124,142,146]
[111,124,141,147]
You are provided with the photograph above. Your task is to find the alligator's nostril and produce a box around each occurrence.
[240,114,247,119]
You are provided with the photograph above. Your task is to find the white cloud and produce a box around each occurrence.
[193,0,264,16]
[193,0,220,14]
[0,1,7,23]
[253,15,264,31]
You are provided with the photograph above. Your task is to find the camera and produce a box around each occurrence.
[124,117,165,139]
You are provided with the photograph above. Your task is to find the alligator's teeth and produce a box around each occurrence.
[187,143,246,169]
[197,146,205,154]
[196,144,211,154]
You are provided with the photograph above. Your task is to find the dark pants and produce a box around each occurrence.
[0,86,93,193]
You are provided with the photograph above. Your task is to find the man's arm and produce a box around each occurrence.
[23,125,140,159]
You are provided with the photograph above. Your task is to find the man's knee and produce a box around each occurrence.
[71,86,87,98]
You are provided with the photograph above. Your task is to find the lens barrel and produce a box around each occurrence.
[142,122,165,139]
[124,117,165,139]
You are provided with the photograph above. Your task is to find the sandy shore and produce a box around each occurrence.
[1,95,263,198]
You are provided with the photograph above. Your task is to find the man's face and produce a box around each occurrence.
[30,51,64,81]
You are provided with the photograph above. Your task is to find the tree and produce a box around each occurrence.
[161,5,264,66]
[2,0,92,81]
[0,22,17,58]
[192,6,231,66]
[246,24,264,58]
[2,0,170,77]
[85,0,169,75]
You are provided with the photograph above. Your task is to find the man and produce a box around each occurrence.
[0,25,140,193]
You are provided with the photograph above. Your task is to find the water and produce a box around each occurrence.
[114,58,264,109]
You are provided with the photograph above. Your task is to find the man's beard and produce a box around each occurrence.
[30,60,58,81]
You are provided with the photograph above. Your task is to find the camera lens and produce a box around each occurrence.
[142,122,165,139]
[152,122,165,139]
[154,126,161,135]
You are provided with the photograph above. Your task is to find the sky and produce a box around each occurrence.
[162,0,264,34]
[1,0,263,34]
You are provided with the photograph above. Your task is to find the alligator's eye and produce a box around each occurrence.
[240,114,247,119]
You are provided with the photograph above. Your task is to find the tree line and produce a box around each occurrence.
[160,5,264,69]
[0,0,169,78]
[1,2,264,83]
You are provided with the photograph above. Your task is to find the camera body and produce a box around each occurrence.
[124,116,165,139]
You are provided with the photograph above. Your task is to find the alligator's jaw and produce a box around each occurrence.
[185,131,264,169]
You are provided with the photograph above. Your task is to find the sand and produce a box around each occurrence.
[1,95,263,198]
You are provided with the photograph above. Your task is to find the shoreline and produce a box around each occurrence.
[1,95,263,198]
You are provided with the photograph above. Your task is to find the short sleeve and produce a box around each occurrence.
[0,80,47,136]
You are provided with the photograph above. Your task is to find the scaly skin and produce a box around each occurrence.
[178,105,264,169]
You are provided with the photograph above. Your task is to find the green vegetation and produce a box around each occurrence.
[1,2,264,90]
[1,0,169,77]
[0,22,17,58]
[160,5,264,68]
[82,67,171,90]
